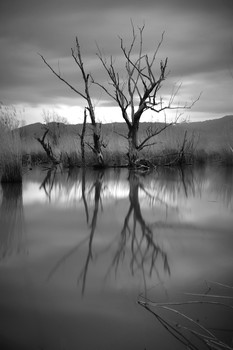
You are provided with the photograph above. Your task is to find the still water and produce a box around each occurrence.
[0,165,233,350]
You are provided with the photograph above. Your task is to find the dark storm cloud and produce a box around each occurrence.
[0,0,232,121]
[1,0,233,15]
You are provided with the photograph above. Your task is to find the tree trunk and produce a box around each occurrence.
[87,104,104,167]
[80,109,87,167]
[127,121,139,167]
[36,129,60,165]
[93,124,104,167]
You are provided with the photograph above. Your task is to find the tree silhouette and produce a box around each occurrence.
[39,37,105,167]
[94,23,199,166]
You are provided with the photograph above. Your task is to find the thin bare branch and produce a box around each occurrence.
[38,53,87,100]
[113,130,128,140]
[150,31,165,69]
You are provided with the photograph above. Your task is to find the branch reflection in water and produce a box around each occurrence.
[39,165,233,297]
[107,171,170,295]
[45,168,105,295]
[39,164,58,202]
[44,167,177,295]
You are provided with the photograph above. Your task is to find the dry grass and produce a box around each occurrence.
[2,119,233,170]
[21,134,233,168]
[0,128,22,183]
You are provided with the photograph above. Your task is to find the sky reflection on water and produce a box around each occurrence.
[0,165,233,350]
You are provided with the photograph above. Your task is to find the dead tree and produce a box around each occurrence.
[80,108,87,166]
[94,23,199,166]
[39,37,104,167]
[35,128,60,165]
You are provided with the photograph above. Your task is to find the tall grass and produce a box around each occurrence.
[0,127,22,183]
[17,121,233,168]
[21,137,233,168]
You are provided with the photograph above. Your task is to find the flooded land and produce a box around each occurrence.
[0,165,233,350]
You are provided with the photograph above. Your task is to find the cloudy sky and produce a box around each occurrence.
[0,0,233,125]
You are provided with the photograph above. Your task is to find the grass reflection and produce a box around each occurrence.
[0,182,26,260]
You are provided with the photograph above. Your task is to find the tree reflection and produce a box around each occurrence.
[39,165,58,201]
[46,168,173,295]
[77,170,104,295]
[81,168,89,224]
[108,171,170,291]
[46,169,104,295]
[0,183,26,260]
[46,165,232,296]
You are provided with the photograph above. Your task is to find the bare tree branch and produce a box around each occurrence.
[137,122,174,151]
[38,53,87,100]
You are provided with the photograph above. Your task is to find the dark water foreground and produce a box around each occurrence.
[0,165,233,350]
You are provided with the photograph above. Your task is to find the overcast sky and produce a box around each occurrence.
[0,0,232,124]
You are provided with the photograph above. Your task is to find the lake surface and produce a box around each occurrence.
[0,165,233,350]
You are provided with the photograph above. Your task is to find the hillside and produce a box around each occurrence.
[19,115,233,153]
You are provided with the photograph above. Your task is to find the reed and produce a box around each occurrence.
[0,127,22,183]
[3,122,233,170]
[220,147,233,166]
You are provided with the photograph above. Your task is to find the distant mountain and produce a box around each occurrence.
[174,115,233,151]
[19,115,233,152]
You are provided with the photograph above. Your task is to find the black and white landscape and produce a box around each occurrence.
[0,0,233,349]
